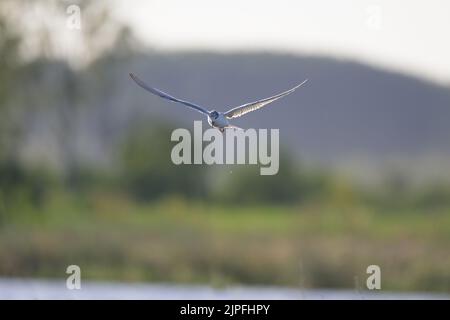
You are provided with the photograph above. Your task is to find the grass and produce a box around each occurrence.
[0,191,449,292]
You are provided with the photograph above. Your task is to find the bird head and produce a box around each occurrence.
[209,111,219,119]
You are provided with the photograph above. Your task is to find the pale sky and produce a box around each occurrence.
[113,0,450,85]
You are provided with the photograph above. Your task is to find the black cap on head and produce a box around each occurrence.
[210,111,219,119]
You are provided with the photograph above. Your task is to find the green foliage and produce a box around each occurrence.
[119,121,209,202]
[0,12,21,160]
[217,153,327,204]
[414,185,450,209]
[0,161,54,223]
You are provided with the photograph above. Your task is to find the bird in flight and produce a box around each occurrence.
[129,73,308,132]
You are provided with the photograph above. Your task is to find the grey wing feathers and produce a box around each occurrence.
[224,79,308,119]
[129,73,210,115]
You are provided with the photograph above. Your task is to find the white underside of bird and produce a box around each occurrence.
[129,73,308,132]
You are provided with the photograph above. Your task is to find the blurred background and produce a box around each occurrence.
[0,0,449,297]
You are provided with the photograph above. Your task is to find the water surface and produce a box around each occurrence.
[0,278,448,300]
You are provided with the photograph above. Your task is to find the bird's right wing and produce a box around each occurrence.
[129,73,210,115]
[224,80,308,119]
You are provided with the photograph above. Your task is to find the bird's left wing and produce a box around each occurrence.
[129,73,210,115]
[224,79,308,119]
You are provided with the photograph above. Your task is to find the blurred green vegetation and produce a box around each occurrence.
[0,0,449,294]
[119,123,208,202]
[0,193,449,292]
[216,152,328,204]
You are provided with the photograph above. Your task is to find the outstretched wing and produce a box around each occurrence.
[224,79,308,119]
[129,73,210,115]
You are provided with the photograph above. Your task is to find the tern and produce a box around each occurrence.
[129,73,308,132]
